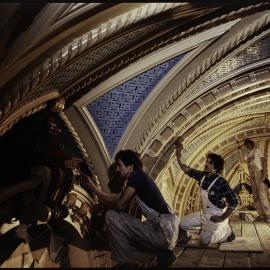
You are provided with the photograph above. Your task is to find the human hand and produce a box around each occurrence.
[175,146,182,159]
[174,137,183,149]
[81,173,97,192]
[175,137,183,157]
[210,215,224,223]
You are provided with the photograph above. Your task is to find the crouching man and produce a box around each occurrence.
[175,139,238,246]
[82,149,179,267]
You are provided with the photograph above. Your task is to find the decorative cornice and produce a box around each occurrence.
[1,2,267,132]
[0,90,59,136]
[146,74,270,180]
[1,3,183,87]
[58,111,102,187]
[64,3,267,102]
[136,11,270,152]
[0,19,166,128]
[59,112,94,170]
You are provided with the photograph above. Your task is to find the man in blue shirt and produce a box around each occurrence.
[175,140,238,246]
[82,149,179,267]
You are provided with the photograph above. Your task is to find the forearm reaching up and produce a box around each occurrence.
[175,139,190,174]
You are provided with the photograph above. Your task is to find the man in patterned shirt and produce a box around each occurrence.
[175,139,238,246]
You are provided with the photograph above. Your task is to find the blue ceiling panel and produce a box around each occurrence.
[87,53,185,157]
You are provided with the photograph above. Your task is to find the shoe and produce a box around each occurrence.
[176,235,192,246]
[177,229,192,246]
[227,231,235,242]
[156,250,177,267]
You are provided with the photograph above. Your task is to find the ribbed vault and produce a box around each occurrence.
[1,1,270,217]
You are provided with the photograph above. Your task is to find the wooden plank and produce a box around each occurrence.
[219,237,263,252]
[230,221,242,237]
[241,223,257,237]
[171,247,185,267]
[172,248,205,268]
[30,247,47,267]
[250,253,270,267]
[197,249,225,268]
[224,252,250,268]
[172,247,185,257]
[229,213,239,222]
[94,251,112,268]
[176,231,218,249]
[68,244,90,267]
[254,221,270,237]
[177,239,218,249]
[254,222,270,251]
[87,249,113,267]
[33,247,60,268]
[0,242,33,268]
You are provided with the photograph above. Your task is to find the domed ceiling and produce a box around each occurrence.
[1,1,270,217]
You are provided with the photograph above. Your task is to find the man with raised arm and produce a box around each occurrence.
[175,139,238,246]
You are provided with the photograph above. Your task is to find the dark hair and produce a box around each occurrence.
[115,150,142,170]
[244,139,254,147]
[107,162,126,193]
[206,153,224,173]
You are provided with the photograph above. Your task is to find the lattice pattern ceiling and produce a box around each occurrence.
[87,54,185,156]
[190,35,270,98]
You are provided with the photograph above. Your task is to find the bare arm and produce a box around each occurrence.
[175,140,190,173]
[210,208,234,223]
[82,174,135,210]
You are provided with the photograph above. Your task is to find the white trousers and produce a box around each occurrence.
[180,211,232,245]
[105,209,178,264]
[248,165,270,220]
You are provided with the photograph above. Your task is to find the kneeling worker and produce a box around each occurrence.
[175,139,238,246]
[82,149,179,267]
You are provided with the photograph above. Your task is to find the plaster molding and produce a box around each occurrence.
[0,90,59,136]
[59,111,97,176]
[74,20,240,162]
[78,106,111,164]
[146,82,270,185]
[145,76,270,161]
[65,106,110,192]
[173,117,270,209]
[0,3,182,88]
[75,19,239,106]
[136,10,270,153]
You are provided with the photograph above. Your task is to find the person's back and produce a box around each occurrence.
[127,168,171,214]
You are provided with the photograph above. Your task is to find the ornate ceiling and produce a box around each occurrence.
[1,1,270,216]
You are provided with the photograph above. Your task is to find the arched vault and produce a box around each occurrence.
[1,1,270,214]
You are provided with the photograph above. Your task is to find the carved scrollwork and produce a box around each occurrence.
[62,187,93,239]
[1,3,267,133]
[0,90,59,136]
